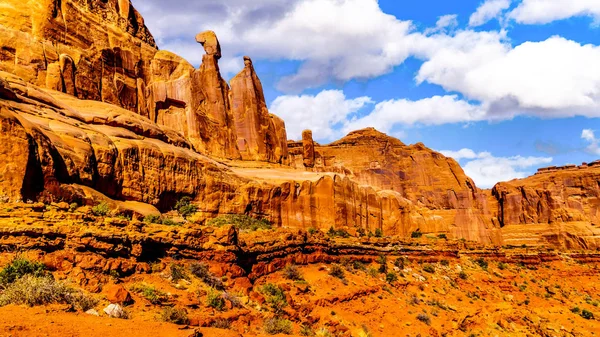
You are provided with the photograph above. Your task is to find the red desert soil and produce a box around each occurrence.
[0,305,242,337]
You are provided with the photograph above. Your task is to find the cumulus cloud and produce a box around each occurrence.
[133,0,417,88]
[509,0,600,25]
[440,149,553,188]
[582,129,600,155]
[425,14,459,35]
[269,90,373,141]
[343,95,485,133]
[469,0,511,27]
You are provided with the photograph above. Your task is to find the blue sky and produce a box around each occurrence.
[132,0,600,188]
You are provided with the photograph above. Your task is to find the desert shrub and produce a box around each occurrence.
[283,264,304,281]
[316,328,333,337]
[571,307,581,314]
[300,325,315,336]
[422,264,435,274]
[130,283,168,304]
[206,288,225,311]
[189,262,224,290]
[416,312,431,325]
[358,325,373,337]
[475,257,488,270]
[437,233,447,239]
[69,202,79,212]
[170,263,188,282]
[162,218,181,226]
[207,214,271,231]
[264,317,293,335]
[498,262,508,270]
[160,306,188,325]
[222,291,241,308]
[356,227,366,237]
[143,214,162,224]
[394,257,406,270]
[458,271,468,280]
[261,283,288,314]
[352,260,366,271]
[368,267,379,278]
[91,202,110,216]
[174,197,197,218]
[374,228,383,238]
[0,275,93,308]
[411,230,423,238]
[377,255,388,273]
[0,256,47,287]
[327,226,350,238]
[329,264,346,280]
[386,272,398,283]
[308,227,317,235]
[68,291,99,311]
[211,318,231,329]
[581,309,595,320]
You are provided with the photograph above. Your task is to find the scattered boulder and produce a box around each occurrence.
[103,304,126,318]
[105,284,133,305]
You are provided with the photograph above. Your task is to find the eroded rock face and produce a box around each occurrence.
[488,167,600,248]
[0,0,156,113]
[287,128,496,242]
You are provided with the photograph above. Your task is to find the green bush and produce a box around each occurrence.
[189,262,224,290]
[416,312,431,325]
[394,257,406,270]
[411,230,423,238]
[0,256,47,287]
[329,264,346,280]
[437,233,447,239]
[327,226,350,238]
[206,288,225,311]
[581,309,595,320]
[0,275,95,309]
[422,264,435,274]
[162,218,181,226]
[130,283,168,304]
[143,214,162,224]
[170,263,188,282]
[264,317,293,335]
[69,203,79,212]
[283,265,303,281]
[374,228,383,238]
[308,227,317,235]
[300,324,315,336]
[91,202,110,216]
[377,255,387,273]
[440,260,450,267]
[458,271,468,280]
[261,283,288,314]
[207,214,271,231]
[386,272,398,283]
[475,258,488,270]
[498,262,507,270]
[160,306,188,325]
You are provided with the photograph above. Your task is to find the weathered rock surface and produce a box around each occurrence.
[230,56,288,164]
[490,165,600,248]
[288,128,496,242]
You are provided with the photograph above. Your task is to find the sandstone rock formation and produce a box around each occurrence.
[489,165,600,249]
[3,0,598,249]
[288,128,497,243]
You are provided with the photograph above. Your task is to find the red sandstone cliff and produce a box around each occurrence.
[2,0,598,249]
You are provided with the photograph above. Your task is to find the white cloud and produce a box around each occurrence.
[133,0,418,89]
[509,0,600,25]
[441,149,553,188]
[269,90,373,141]
[582,129,600,155]
[469,0,511,27]
[425,14,459,35]
[416,35,600,119]
[344,95,486,133]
